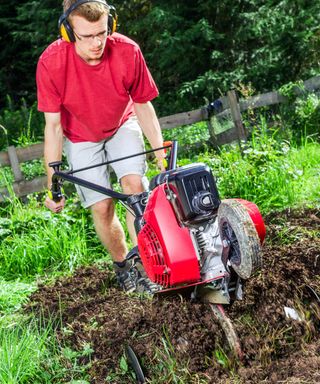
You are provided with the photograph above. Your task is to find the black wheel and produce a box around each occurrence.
[218,199,262,279]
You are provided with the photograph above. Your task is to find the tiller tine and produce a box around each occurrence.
[209,303,243,360]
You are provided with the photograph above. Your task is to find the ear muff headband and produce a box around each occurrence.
[58,0,117,43]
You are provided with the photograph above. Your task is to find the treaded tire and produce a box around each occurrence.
[218,199,262,279]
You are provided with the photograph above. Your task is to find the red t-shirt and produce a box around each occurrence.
[36,33,159,142]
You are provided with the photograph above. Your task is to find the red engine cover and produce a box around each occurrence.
[138,184,201,287]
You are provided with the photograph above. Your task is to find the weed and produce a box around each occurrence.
[0,194,108,279]
[0,278,37,314]
[146,327,208,384]
[0,319,49,383]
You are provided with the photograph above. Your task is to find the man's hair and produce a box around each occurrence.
[63,1,109,23]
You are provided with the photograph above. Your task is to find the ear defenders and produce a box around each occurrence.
[58,0,117,43]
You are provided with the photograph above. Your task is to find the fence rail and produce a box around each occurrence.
[1,75,319,201]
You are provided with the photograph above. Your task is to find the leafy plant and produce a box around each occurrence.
[0,320,49,383]
[0,278,37,314]
[21,159,45,180]
[0,195,108,279]
[278,81,320,142]
[188,121,320,213]
[0,98,44,150]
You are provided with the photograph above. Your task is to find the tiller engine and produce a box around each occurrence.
[137,159,265,305]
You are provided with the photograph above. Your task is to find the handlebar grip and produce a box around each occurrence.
[48,161,64,202]
[49,181,63,202]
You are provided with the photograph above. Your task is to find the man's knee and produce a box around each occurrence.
[121,174,144,194]
[90,198,115,221]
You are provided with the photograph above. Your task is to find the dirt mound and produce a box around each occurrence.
[28,208,320,383]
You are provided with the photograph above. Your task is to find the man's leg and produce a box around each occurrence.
[105,117,147,244]
[90,198,128,262]
[64,138,139,292]
[90,197,140,292]
[120,174,144,245]
[120,173,161,294]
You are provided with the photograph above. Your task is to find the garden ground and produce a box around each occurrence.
[27,207,320,383]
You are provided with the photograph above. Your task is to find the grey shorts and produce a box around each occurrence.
[64,117,147,208]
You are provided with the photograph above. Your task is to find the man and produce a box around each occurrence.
[36,0,165,292]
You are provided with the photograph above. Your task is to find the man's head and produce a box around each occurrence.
[59,0,116,64]
[62,0,109,24]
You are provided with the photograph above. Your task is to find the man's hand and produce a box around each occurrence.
[45,195,65,213]
[155,150,167,172]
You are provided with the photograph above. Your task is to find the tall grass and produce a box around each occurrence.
[0,195,108,280]
[190,122,320,213]
[0,321,49,383]
[0,279,36,314]
[0,316,93,384]
[287,141,320,204]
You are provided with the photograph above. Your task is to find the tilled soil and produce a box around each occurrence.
[28,208,320,383]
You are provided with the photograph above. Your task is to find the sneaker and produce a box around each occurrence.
[115,258,161,294]
[115,261,138,293]
[134,259,161,294]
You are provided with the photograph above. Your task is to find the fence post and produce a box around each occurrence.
[227,90,247,141]
[7,146,24,182]
[200,107,215,149]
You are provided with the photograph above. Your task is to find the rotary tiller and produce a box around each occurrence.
[49,140,265,361]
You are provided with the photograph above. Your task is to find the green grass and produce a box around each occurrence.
[0,279,36,314]
[189,136,320,214]
[0,195,111,280]
[162,121,210,146]
[287,141,320,205]
[0,315,94,384]
[0,319,50,383]
[0,167,14,187]
[0,160,45,188]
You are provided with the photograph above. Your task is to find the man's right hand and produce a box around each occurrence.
[45,195,66,213]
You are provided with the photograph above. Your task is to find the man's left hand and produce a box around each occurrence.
[155,151,167,172]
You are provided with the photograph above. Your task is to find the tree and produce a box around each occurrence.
[0,0,319,117]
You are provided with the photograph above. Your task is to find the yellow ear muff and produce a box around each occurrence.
[108,5,117,34]
[111,17,117,34]
[60,24,71,43]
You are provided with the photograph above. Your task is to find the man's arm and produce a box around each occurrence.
[133,101,166,171]
[43,112,65,212]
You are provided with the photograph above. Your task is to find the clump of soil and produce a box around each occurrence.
[28,208,320,383]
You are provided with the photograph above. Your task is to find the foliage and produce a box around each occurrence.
[0,1,60,107]
[21,159,45,180]
[0,278,36,314]
[278,83,320,141]
[1,1,320,117]
[0,320,49,383]
[0,97,44,150]
[162,121,209,146]
[180,121,320,213]
[0,314,93,384]
[0,194,108,280]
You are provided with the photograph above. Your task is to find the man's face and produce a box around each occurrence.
[71,14,109,64]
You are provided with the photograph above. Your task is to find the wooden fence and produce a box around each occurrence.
[1,75,319,201]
